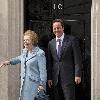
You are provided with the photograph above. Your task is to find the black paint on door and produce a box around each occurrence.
[24,0,91,100]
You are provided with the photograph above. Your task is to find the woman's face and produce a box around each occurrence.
[24,35,33,49]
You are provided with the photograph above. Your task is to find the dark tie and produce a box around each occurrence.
[57,39,61,59]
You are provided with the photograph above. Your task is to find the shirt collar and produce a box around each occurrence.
[56,33,64,42]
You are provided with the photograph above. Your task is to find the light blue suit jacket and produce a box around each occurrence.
[9,47,47,99]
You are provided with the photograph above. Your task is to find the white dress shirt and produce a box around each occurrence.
[56,33,64,54]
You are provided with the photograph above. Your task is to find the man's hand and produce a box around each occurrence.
[75,77,81,84]
[48,80,53,88]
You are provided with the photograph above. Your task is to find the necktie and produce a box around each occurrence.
[57,39,61,59]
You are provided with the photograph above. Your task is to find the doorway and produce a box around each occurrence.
[24,0,91,100]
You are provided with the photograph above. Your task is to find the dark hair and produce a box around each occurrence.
[52,19,64,27]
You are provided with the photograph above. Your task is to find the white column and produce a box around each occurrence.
[91,0,100,100]
[0,0,24,100]
[0,0,9,100]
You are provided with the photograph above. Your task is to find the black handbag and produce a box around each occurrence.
[34,90,50,100]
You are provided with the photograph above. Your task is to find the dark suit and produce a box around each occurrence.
[47,34,82,100]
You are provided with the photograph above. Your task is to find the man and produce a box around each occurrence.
[47,19,82,100]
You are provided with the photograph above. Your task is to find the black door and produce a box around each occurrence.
[24,0,91,100]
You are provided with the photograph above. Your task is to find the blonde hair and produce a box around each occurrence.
[24,30,38,46]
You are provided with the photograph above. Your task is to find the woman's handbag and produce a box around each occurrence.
[34,90,50,100]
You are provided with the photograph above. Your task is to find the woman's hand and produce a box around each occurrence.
[0,63,4,68]
[38,85,44,91]
[0,61,10,68]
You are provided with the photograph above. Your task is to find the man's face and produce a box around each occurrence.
[53,22,64,38]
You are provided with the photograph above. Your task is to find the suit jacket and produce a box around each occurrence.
[47,34,82,86]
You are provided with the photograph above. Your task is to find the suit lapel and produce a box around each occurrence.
[52,39,58,58]
[51,36,70,60]
[26,47,39,62]
[60,35,69,58]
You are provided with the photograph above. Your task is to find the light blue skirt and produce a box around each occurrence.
[20,76,39,100]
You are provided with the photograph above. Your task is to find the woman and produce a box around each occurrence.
[0,30,47,100]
